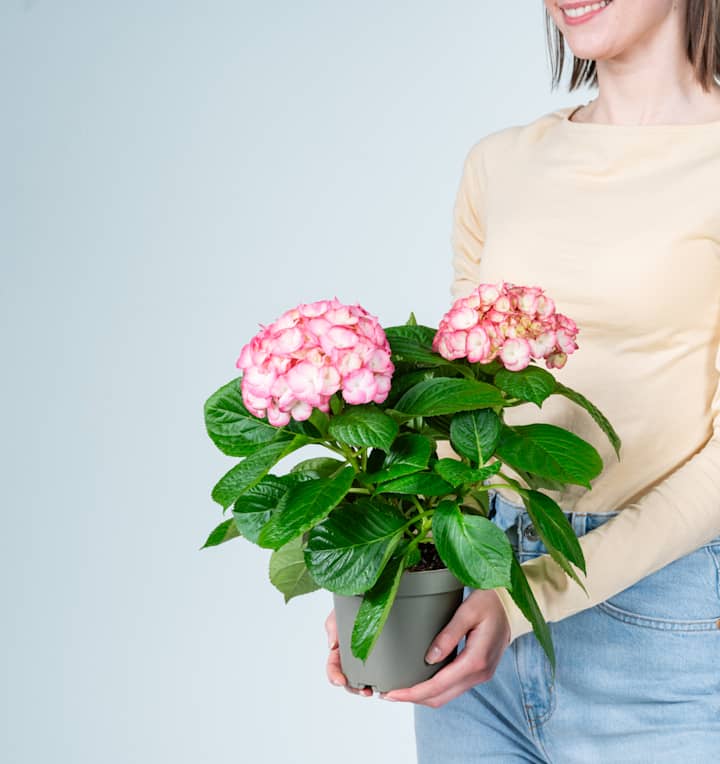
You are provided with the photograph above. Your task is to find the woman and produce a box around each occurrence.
[326,0,720,759]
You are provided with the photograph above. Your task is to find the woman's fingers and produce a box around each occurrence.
[380,628,494,705]
[379,590,511,707]
[328,647,373,697]
[324,609,338,648]
[326,642,346,685]
[324,592,513,705]
[423,595,479,665]
[324,609,373,697]
[325,609,346,685]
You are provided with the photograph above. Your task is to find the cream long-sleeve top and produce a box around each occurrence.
[450,103,720,643]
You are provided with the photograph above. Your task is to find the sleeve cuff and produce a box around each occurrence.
[492,586,533,645]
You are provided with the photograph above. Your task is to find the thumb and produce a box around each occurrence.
[324,610,339,649]
[424,601,476,665]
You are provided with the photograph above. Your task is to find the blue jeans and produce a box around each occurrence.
[414,489,720,762]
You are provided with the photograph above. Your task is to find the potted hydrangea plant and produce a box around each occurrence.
[203,284,620,692]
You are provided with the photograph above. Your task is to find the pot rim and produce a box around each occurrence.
[396,566,464,597]
[333,567,465,600]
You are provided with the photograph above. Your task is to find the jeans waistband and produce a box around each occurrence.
[488,487,720,557]
[488,487,621,556]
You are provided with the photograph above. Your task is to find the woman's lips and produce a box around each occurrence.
[560,0,613,26]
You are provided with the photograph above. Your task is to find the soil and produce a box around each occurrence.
[406,543,446,572]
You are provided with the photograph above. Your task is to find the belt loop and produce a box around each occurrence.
[572,511,587,537]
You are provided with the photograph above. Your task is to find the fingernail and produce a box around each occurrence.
[331,678,344,687]
[328,638,339,649]
[379,693,397,702]
[425,646,442,665]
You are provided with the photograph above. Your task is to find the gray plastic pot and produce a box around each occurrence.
[332,567,465,693]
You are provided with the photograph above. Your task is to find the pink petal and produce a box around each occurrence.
[274,327,303,354]
[545,351,567,369]
[290,401,313,421]
[535,295,556,319]
[299,300,329,318]
[327,326,359,349]
[466,326,491,363]
[448,307,478,331]
[267,405,291,427]
[272,309,301,332]
[556,330,578,354]
[499,338,532,371]
[342,368,376,405]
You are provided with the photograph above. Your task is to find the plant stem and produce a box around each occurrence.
[410,495,427,516]
[308,438,363,473]
[401,506,434,534]
[404,531,427,559]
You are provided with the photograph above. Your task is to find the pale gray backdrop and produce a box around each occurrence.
[1,1,592,762]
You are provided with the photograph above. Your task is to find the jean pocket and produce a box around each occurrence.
[597,544,720,631]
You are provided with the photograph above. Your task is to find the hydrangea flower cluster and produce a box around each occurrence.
[237,299,395,427]
[433,282,578,371]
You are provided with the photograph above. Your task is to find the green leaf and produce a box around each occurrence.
[385,325,475,380]
[387,366,474,406]
[396,378,504,417]
[232,476,289,543]
[513,467,567,493]
[328,406,399,452]
[495,424,603,489]
[304,499,407,595]
[376,472,453,497]
[388,342,465,374]
[494,365,556,408]
[466,489,491,515]
[385,323,437,347]
[475,359,503,376]
[204,377,291,456]
[278,471,314,487]
[405,312,418,326]
[384,324,438,364]
[521,490,588,593]
[433,459,501,488]
[365,434,433,484]
[405,544,422,568]
[384,370,436,407]
[201,519,240,549]
[449,409,502,464]
[269,536,320,603]
[554,382,622,460]
[257,467,355,550]
[432,501,513,589]
[330,393,343,416]
[307,409,330,437]
[283,417,323,439]
[211,437,306,509]
[290,457,346,480]
[506,556,556,677]
[423,414,453,438]
[350,551,407,661]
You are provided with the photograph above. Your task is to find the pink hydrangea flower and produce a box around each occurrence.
[433,281,579,371]
[236,298,394,425]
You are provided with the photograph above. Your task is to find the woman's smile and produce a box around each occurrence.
[559,0,614,26]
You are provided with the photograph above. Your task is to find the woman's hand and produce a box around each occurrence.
[378,588,512,708]
[324,608,374,697]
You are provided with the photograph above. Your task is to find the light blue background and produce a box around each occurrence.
[1,2,590,762]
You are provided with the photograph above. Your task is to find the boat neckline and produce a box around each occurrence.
[558,102,720,130]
